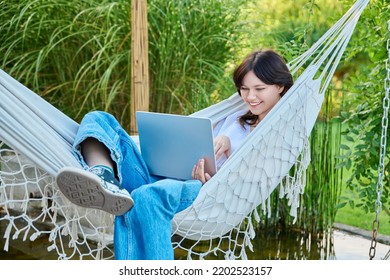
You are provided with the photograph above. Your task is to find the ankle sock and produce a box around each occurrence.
[89,165,121,187]
[91,164,115,175]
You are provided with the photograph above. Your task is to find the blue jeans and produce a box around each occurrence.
[72,111,202,260]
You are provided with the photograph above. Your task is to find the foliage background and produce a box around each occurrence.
[1,0,246,125]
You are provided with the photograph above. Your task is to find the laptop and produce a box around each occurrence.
[136,111,217,180]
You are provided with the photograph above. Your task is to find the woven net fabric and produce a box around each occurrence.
[0,0,369,260]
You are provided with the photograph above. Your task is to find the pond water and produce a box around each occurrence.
[1,225,389,260]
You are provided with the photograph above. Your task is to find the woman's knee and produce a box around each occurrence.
[132,184,160,205]
[131,183,181,214]
[83,111,119,127]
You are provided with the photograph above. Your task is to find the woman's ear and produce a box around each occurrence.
[278,85,285,96]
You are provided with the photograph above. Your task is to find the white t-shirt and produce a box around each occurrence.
[213,109,251,169]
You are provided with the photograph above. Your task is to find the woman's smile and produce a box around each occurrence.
[240,71,283,120]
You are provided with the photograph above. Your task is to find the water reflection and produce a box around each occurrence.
[175,228,336,260]
[248,228,336,260]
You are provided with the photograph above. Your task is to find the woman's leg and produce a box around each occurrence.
[56,111,151,215]
[80,137,115,171]
[114,179,202,260]
[72,111,152,191]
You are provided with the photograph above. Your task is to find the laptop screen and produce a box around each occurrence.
[136,111,216,180]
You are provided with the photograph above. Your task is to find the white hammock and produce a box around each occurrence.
[0,0,369,260]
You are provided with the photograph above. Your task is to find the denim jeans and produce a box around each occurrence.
[72,111,202,260]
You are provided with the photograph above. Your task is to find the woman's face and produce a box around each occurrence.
[239,70,284,121]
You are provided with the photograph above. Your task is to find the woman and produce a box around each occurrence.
[56,49,293,259]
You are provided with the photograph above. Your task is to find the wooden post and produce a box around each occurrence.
[130,0,149,134]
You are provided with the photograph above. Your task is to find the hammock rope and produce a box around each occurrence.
[0,0,370,260]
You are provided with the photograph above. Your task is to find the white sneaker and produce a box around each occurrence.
[56,166,134,215]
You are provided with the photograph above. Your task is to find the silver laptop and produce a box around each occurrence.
[136,111,217,180]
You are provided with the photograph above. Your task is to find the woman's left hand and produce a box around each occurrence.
[214,135,231,160]
[192,158,211,184]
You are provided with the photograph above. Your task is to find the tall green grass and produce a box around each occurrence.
[147,0,246,114]
[0,0,246,128]
[1,0,132,122]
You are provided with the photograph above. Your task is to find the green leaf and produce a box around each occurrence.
[337,202,347,209]
[340,144,350,150]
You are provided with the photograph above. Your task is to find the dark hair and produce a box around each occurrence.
[233,49,293,126]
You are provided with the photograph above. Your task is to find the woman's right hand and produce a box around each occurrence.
[192,135,231,184]
[192,158,211,184]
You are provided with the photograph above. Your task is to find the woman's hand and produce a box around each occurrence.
[192,158,211,184]
[192,136,231,184]
[214,135,231,160]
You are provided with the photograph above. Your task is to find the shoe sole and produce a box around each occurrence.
[56,167,134,216]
